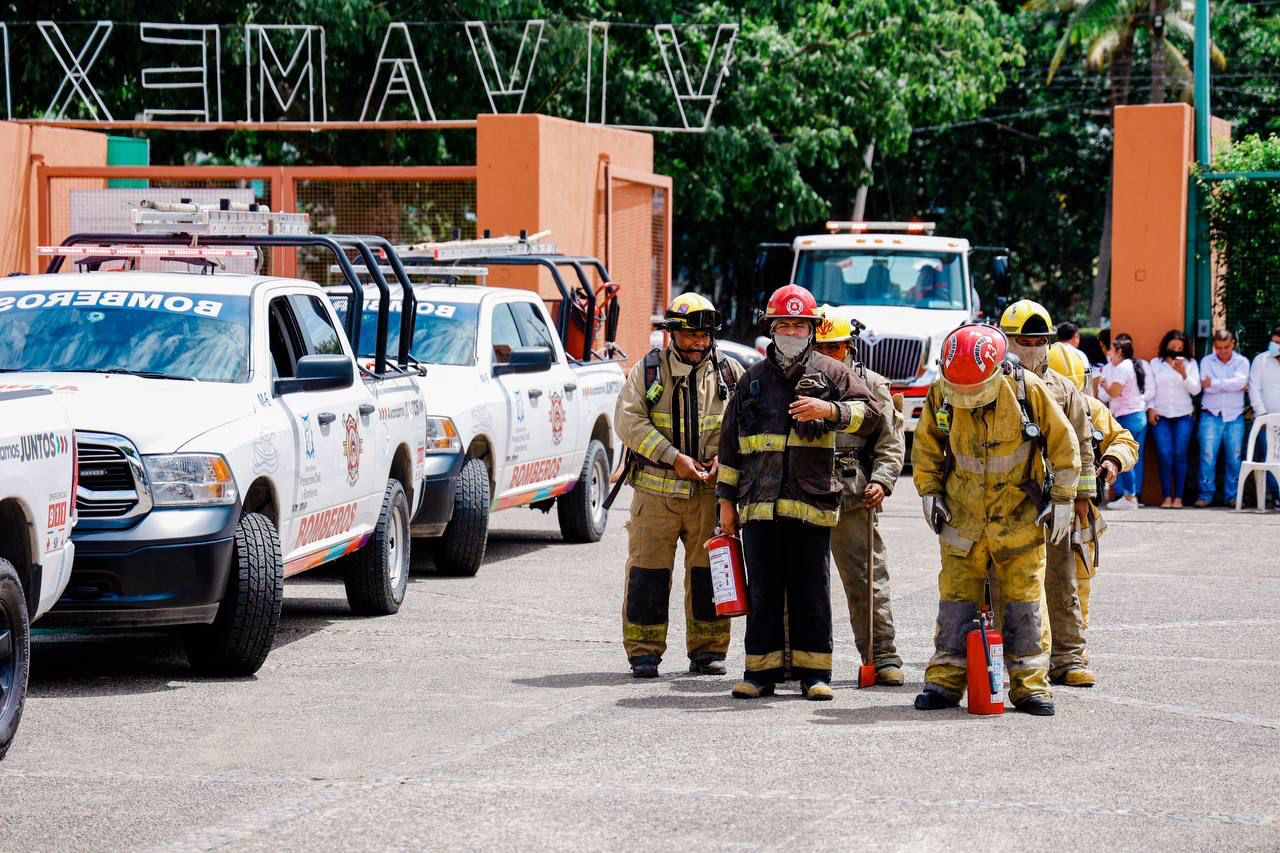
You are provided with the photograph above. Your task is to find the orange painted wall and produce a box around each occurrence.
[476,114,665,365]
[0,121,108,274]
[1110,104,1193,361]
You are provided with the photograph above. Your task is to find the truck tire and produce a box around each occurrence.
[432,457,489,577]
[184,512,284,677]
[0,558,30,761]
[342,479,411,615]
[557,439,610,543]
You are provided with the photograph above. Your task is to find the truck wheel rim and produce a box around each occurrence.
[388,503,406,589]
[589,452,608,526]
[0,599,16,719]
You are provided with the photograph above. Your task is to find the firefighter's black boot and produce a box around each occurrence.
[914,688,960,711]
[689,656,726,676]
[630,655,660,679]
[1014,695,1056,716]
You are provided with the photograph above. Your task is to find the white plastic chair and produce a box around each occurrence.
[1235,413,1280,512]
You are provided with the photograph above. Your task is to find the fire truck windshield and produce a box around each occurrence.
[794,249,966,310]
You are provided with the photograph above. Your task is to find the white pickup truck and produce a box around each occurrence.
[0,388,78,759]
[788,221,1008,433]
[3,213,430,676]
[332,279,625,577]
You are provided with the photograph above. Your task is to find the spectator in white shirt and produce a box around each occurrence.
[1195,330,1250,507]
[1147,329,1200,508]
[1248,325,1280,506]
[1099,333,1149,509]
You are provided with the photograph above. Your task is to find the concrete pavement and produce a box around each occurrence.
[4,479,1279,851]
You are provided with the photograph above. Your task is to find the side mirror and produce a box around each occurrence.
[493,346,554,376]
[992,254,1012,298]
[274,354,355,395]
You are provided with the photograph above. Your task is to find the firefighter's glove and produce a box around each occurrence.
[1038,501,1074,545]
[792,417,829,442]
[921,495,951,534]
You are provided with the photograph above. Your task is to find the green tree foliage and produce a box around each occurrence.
[2,1,1018,336]
[1197,133,1280,357]
[872,0,1277,328]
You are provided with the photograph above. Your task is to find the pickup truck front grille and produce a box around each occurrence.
[856,335,926,384]
[75,435,151,520]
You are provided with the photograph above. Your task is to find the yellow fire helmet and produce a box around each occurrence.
[663,292,722,333]
[999,299,1054,339]
[815,305,855,344]
[1048,341,1089,391]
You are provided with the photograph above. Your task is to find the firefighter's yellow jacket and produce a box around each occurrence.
[912,369,1081,551]
[1041,367,1097,500]
[837,366,904,508]
[1086,395,1139,475]
[614,346,743,499]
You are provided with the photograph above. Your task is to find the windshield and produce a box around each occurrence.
[794,249,967,310]
[330,295,478,366]
[0,289,251,382]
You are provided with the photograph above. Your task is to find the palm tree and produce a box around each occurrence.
[1027,0,1225,323]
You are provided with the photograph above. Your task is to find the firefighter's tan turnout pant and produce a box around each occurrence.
[622,489,730,663]
[924,523,1052,705]
[830,504,900,669]
[1046,536,1089,677]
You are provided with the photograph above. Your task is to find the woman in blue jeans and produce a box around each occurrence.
[1099,333,1149,508]
[1147,330,1201,507]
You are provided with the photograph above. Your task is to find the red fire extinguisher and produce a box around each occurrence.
[705,527,748,618]
[966,580,1005,716]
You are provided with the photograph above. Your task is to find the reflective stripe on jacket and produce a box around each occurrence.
[1086,395,1139,474]
[614,347,743,498]
[836,366,904,509]
[1041,367,1097,500]
[716,348,883,528]
[912,371,1080,549]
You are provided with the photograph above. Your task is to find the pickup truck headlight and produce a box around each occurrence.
[144,454,238,506]
[425,416,462,454]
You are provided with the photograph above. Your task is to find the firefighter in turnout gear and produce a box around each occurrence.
[813,307,906,686]
[716,285,883,701]
[912,324,1080,716]
[614,293,745,678]
[999,300,1097,688]
[1046,342,1139,685]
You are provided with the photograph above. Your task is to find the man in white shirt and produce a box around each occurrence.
[1196,330,1251,507]
[1248,325,1280,506]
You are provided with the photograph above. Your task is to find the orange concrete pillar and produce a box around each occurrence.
[1110,103,1193,361]
[475,114,667,365]
[1111,104,1193,504]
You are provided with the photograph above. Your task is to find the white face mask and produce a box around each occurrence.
[773,333,809,359]
[1270,341,1280,358]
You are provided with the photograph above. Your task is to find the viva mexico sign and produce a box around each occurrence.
[0,19,738,132]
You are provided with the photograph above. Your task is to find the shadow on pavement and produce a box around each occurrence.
[30,631,216,697]
[809,704,975,725]
[511,671,633,689]
[27,581,377,696]
[615,691,785,712]
[410,529,560,576]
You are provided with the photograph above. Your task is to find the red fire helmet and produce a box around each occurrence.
[940,323,1008,408]
[765,284,819,321]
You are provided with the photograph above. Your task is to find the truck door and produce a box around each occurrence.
[510,299,581,480]
[489,300,577,505]
[269,293,375,573]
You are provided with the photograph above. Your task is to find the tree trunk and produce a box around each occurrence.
[1089,29,1136,325]
[1150,0,1168,104]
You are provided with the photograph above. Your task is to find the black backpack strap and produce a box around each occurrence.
[712,347,736,400]
[643,348,663,410]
